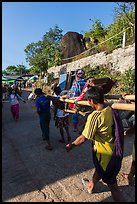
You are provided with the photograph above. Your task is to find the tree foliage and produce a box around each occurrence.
[5,65,18,73]
[84,19,107,40]
[2,69,8,75]
[16,64,27,75]
[84,2,135,53]
[120,67,135,94]
[3,64,27,75]
[114,2,135,27]
[24,25,63,75]
[102,2,135,52]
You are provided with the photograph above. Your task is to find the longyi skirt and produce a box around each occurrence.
[55,116,69,128]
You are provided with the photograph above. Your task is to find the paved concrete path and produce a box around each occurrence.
[2,90,135,202]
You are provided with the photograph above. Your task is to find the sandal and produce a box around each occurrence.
[45,146,53,150]
[58,139,65,143]
[122,173,129,180]
[121,173,134,185]
[82,178,93,194]
[67,136,71,142]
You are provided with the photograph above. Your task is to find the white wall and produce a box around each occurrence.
[48,43,135,77]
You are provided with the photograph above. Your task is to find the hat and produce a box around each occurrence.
[34,88,45,95]
[76,69,85,79]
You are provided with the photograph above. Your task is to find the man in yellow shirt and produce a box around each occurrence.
[66,86,125,202]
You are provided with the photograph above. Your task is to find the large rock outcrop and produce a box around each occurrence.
[60,32,86,64]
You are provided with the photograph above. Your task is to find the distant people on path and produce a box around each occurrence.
[66,86,125,202]
[21,81,26,89]
[28,92,35,100]
[51,82,58,95]
[34,88,52,150]
[8,84,13,98]
[2,84,8,101]
[9,89,26,121]
[53,86,71,143]
[14,83,22,97]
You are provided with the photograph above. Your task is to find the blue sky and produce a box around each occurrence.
[2,2,116,70]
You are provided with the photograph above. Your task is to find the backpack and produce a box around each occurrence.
[38,96,50,112]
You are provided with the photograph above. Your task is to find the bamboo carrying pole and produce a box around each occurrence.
[60,98,135,111]
[111,103,135,111]
[64,109,86,116]
[104,94,135,101]
[124,95,135,101]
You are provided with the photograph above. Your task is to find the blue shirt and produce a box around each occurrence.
[67,79,87,98]
[35,96,50,113]
[72,113,79,123]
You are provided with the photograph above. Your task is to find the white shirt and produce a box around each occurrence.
[28,93,34,100]
[9,94,24,105]
[56,109,69,118]
[55,95,69,118]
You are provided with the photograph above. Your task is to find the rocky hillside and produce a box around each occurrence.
[48,43,135,78]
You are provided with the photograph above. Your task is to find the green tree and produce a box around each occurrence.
[2,69,8,75]
[84,19,107,48]
[3,65,28,76]
[16,64,27,76]
[101,2,135,52]
[25,68,32,75]
[83,2,135,54]
[114,2,135,27]
[103,11,134,53]
[24,25,63,75]
[113,2,135,45]
[5,65,18,74]
[43,24,63,44]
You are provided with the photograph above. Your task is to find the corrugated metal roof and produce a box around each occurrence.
[3,75,24,80]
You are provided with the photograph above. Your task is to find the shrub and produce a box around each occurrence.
[82,65,135,94]
[120,67,135,94]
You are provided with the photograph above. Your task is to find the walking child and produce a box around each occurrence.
[54,86,71,143]
[9,88,26,121]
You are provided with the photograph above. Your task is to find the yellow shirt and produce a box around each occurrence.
[82,106,114,171]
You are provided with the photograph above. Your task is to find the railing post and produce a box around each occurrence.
[122,32,126,49]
